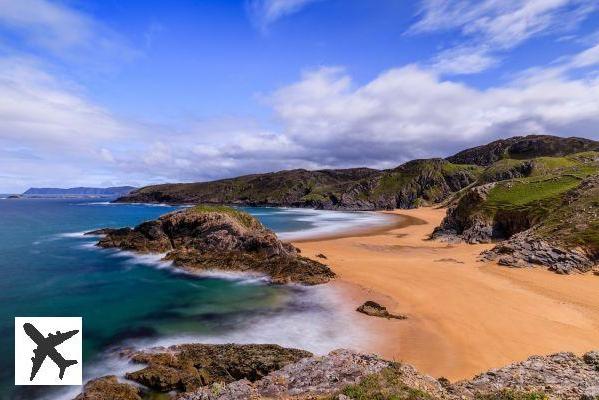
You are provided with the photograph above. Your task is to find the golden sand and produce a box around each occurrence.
[294,207,599,381]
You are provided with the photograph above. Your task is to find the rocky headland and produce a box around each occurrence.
[87,205,335,285]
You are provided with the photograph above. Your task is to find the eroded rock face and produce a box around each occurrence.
[432,183,497,244]
[125,343,312,393]
[90,207,335,285]
[454,351,599,400]
[73,376,141,400]
[356,301,407,320]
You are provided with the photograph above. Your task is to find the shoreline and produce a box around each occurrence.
[294,207,599,381]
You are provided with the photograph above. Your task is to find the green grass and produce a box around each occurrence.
[486,176,582,209]
[329,367,434,400]
[300,192,329,203]
[475,389,548,400]
[189,204,260,228]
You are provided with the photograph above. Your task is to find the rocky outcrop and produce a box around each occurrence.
[178,349,396,400]
[454,351,599,400]
[356,301,407,320]
[90,206,335,285]
[479,231,596,274]
[72,346,599,400]
[125,344,312,393]
[432,183,497,243]
[74,376,141,400]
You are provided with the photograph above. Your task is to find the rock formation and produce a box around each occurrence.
[74,376,142,400]
[89,205,335,285]
[124,344,311,393]
[356,301,407,320]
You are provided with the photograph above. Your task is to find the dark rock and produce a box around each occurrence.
[73,376,141,400]
[125,343,311,393]
[356,301,407,320]
[316,253,327,259]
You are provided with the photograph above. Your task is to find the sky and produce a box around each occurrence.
[1,0,599,192]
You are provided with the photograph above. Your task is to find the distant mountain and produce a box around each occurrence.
[23,186,136,197]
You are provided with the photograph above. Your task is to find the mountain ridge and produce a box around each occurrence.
[24,186,136,196]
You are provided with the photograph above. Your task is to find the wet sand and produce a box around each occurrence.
[294,207,599,381]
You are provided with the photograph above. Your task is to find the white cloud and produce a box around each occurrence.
[247,0,321,31]
[0,0,137,64]
[410,0,599,75]
[0,57,129,146]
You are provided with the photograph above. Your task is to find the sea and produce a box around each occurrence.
[0,198,393,399]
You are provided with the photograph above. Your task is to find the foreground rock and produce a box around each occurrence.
[178,349,404,400]
[125,343,312,393]
[454,351,599,400]
[89,205,335,285]
[73,346,599,400]
[356,301,407,320]
[74,376,141,400]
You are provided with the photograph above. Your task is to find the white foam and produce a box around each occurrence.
[124,284,370,356]
[58,230,91,238]
[276,209,397,241]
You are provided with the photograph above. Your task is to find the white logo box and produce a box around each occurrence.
[15,317,82,385]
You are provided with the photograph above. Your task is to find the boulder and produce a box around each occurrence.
[356,301,407,320]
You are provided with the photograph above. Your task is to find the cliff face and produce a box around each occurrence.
[88,205,335,285]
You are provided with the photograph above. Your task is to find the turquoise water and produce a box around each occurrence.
[0,199,383,399]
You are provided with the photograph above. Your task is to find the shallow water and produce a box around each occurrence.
[0,199,383,399]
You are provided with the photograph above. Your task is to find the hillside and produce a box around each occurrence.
[116,160,480,210]
[433,151,599,272]
[446,135,599,166]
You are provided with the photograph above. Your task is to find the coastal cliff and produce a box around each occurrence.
[88,205,335,284]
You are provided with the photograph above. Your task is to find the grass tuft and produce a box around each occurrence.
[189,204,260,228]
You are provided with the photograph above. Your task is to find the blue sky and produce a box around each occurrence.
[1,0,599,192]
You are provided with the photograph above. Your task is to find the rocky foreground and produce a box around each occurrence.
[75,345,599,400]
[87,205,334,285]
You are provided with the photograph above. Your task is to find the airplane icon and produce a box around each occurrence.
[23,322,79,381]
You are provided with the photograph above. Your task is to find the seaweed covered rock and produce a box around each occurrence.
[89,205,335,284]
[125,343,312,393]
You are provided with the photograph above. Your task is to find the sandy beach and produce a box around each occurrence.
[294,207,599,381]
